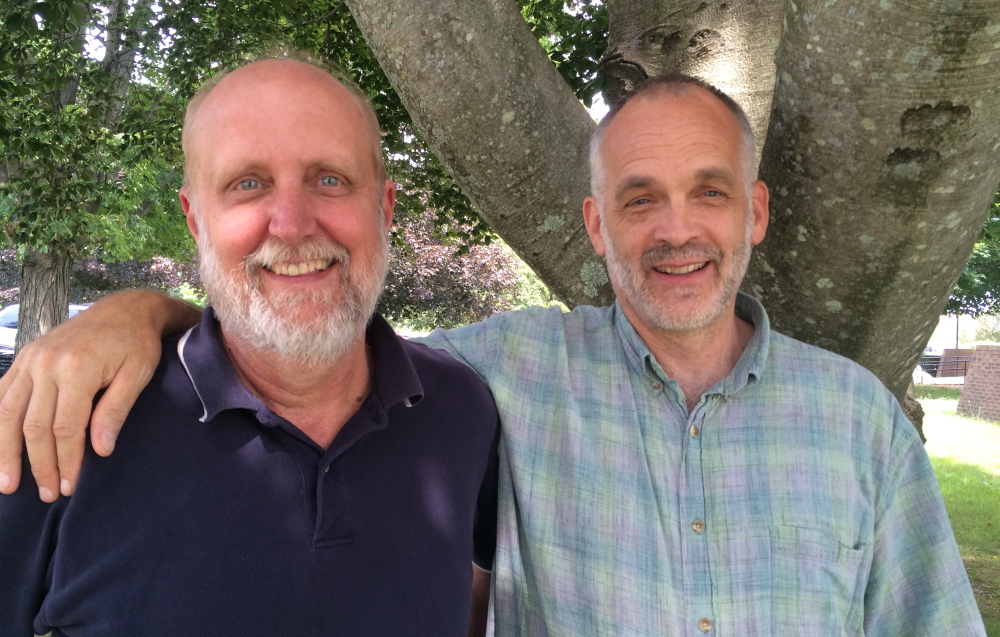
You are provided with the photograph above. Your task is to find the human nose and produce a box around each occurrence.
[650,200,700,247]
[267,185,320,242]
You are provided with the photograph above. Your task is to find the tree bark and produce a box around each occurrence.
[901,380,926,443]
[99,0,152,127]
[16,247,72,353]
[602,0,783,166]
[346,0,999,430]
[747,0,1000,404]
[344,0,613,307]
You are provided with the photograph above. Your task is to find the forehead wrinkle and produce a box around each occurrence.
[607,93,742,156]
[191,114,371,194]
[694,167,739,188]
[613,176,656,202]
[185,60,383,185]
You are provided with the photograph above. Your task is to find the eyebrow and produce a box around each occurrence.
[614,176,655,202]
[694,167,738,188]
[612,167,740,202]
[213,162,269,183]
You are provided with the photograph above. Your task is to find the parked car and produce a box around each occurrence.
[918,344,943,376]
[0,345,11,377]
[0,304,91,376]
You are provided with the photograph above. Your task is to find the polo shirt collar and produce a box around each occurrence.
[177,307,424,424]
[614,291,771,398]
[367,312,425,411]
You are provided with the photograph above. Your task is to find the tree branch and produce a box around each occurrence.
[344,0,611,306]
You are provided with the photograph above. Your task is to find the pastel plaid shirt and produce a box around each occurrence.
[420,293,985,636]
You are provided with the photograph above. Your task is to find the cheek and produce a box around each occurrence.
[204,214,269,264]
[319,207,385,253]
[610,220,654,254]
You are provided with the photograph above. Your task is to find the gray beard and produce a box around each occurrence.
[601,210,753,333]
[197,219,388,367]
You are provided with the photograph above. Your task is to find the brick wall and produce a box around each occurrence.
[957,345,1000,422]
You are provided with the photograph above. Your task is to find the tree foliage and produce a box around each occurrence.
[3,0,580,258]
[0,0,191,262]
[520,0,607,108]
[0,247,198,305]
[2,0,601,333]
[947,187,1000,317]
[379,211,527,330]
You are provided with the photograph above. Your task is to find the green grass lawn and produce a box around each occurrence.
[918,385,1000,635]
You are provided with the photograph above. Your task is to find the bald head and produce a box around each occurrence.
[590,75,756,204]
[181,58,386,192]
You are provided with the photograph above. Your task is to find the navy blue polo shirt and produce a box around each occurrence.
[0,309,499,637]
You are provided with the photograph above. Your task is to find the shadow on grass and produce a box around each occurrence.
[930,456,1000,634]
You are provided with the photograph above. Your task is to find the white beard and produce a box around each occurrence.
[197,217,388,367]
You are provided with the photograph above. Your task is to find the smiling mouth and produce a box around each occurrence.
[265,259,336,277]
[653,262,709,275]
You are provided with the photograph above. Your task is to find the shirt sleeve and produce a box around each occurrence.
[863,408,986,637]
[416,313,506,375]
[0,463,63,637]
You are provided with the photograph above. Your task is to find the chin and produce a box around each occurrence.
[638,295,729,333]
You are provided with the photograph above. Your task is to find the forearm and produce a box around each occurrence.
[467,564,491,637]
[106,289,202,338]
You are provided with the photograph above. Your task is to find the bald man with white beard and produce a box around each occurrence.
[0,57,499,637]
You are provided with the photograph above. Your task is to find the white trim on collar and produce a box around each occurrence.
[177,327,209,423]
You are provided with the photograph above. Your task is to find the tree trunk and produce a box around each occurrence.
[602,0,783,166]
[901,380,926,443]
[346,0,999,429]
[16,247,72,353]
[99,0,152,127]
[344,0,613,307]
[747,0,1000,405]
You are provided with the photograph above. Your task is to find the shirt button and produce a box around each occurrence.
[698,617,713,632]
[691,519,705,534]
[690,425,700,437]
[651,382,662,390]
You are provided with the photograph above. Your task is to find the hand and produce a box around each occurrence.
[0,291,200,501]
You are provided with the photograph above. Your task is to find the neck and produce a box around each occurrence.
[221,327,373,449]
[625,303,754,412]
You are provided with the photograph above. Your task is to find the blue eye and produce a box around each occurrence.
[321,176,340,186]
[704,190,722,197]
[238,179,258,190]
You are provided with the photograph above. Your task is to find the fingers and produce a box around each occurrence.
[90,357,156,458]
[0,369,32,494]
[0,339,108,501]
[22,376,61,502]
[0,292,173,501]
[52,379,99,495]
